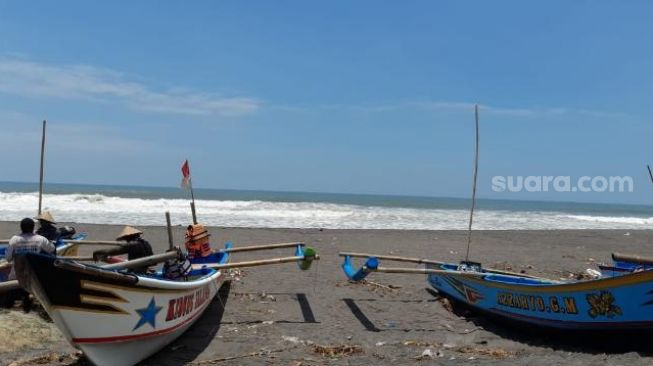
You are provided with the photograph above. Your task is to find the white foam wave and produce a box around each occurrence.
[0,192,650,230]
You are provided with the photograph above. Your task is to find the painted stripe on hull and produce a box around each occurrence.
[73,298,208,344]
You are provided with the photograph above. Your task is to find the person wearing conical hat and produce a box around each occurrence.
[35,211,58,241]
[116,226,143,241]
[94,226,153,273]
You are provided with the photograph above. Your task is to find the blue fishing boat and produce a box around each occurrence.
[0,233,87,282]
[598,253,653,278]
[341,253,653,330]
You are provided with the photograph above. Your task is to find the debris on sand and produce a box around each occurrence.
[413,348,444,360]
[8,351,85,366]
[402,340,440,347]
[456,346,515,359]
[492,261,513,271]
[437,297,454,312]
[189,348,289,365]
[312,344,363,357]
[0,310,65,353]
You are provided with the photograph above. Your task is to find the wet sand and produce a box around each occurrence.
[2,222,653,365]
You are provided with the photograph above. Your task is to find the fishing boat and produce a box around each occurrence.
[341,253,653,331]
[339,105,653,332]
[0,233,87,282]
[598,252,653,277]
[14,241,317,366]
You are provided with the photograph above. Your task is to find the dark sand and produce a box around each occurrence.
[2,222,653,365]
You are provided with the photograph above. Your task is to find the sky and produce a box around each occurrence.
[0,1,652,204]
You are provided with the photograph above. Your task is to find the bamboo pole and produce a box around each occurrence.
[55,260,138,284]
[0,240,126,246]
[195,254,320,270]
[465,104,480,262]
[102,251,179,270]
[38,120,46,216]
[612,252,653,266]
[339,252,443,265]
[220,242,304,253]
[340,252,541,279]
[375,266,447,275]
[0,280,20,293]
[61,240,126,246]
[56,256,96,261]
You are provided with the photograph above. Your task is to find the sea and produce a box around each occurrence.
[0,181,652,230]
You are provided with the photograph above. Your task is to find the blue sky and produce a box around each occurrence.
[0,1,652,204]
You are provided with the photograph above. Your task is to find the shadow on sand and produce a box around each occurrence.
[343,288,653,356]
[431,287,653,356]
[220,292,320,325]
[141,281,232,365]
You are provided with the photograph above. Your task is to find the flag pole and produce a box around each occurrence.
[184,159,198,224]
[189,176,197,224]
[38,120,47,216]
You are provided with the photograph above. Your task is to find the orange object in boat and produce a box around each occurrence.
[185,224,212,258]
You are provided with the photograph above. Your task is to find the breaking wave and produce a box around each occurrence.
[0,191,650,230]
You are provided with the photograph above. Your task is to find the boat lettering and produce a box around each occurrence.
[165,285,211,322]
[497,292,577,314]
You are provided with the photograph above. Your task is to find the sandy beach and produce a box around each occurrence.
[2,222,653,366]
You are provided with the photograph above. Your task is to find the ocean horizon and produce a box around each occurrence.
[0,181,652,230]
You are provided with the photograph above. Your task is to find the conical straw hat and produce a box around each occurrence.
[116,226,143,240]
[36,211,56,224]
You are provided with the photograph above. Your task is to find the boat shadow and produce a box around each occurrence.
[220,292,320,324]
[342,297,441,333]
[426,288,653,356]
[140,281,232,365]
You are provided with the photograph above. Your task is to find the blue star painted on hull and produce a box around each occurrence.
[133,297,162,331]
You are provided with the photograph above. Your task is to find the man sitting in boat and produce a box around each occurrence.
[35,211,76,241]
[93,226,154,273]
[2,218,55,312]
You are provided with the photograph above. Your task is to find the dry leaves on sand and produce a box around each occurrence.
[456,346,515,359]
[189,348,289,365]
[339,280,401,294]
[312,344,363,357]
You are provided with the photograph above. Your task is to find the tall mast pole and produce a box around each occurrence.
[464,105,480,262]
[38,120,47,215]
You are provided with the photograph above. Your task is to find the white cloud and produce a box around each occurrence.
[0,57,261,117]
[302,100,623,119]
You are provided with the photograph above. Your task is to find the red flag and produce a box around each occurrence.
[181,160,191,189]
